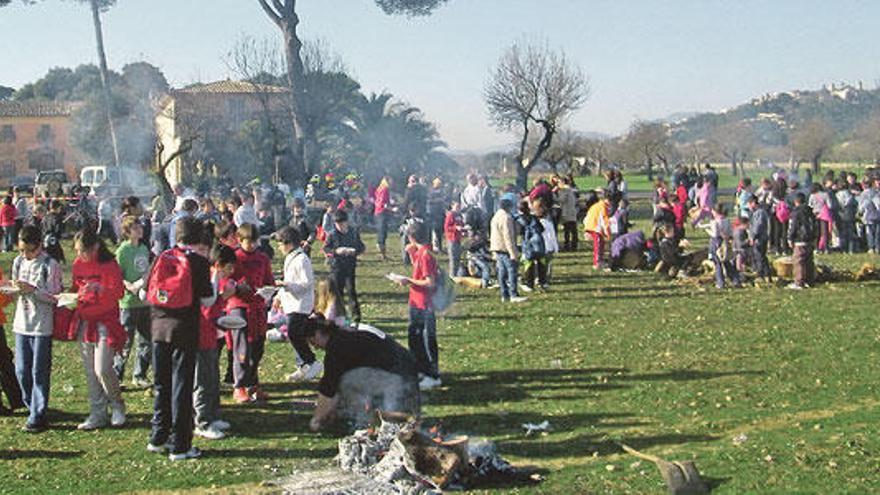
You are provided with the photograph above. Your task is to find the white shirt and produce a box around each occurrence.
[278,249,314,315]
[540,217,559,254]
[460,184,482,210]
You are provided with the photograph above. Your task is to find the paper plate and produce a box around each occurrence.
[0,284,20,295]
[385,273,407,283]
[256,286,278,301]
[217,315,247,330]
[56,292,78,308]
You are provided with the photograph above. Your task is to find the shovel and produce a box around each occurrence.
[617,442,709,495]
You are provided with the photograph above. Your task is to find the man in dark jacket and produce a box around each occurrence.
[747,195,771,282]
[322,209,366,324]
[787,193,815,289]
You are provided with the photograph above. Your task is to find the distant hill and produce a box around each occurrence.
[669,82,880,146]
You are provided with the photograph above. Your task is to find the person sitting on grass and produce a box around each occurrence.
[304,314,419,432]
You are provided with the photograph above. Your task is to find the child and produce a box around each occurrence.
[466,229,493,289]
[583,190,611,269]
[0,196,17,252]
[146,216,215,460]
[114,215,152,387]
[699,204,742,289]
[397,222,441,390]
[0,264,23,416]
[71,228,126,430]
[671,195,686,241]
[322,209,365,325]
[315,278,346,327]
[611,199,632,241]
[535,199,559,287]
[444,200,465,277]
[193,242,234,440]
[11,225,61,431]
[288,197,315,256]
[399,204,423,266]
[518,200,546,291]
[226,223,274,403]
[275,227,319,382]
[732,216,750,274]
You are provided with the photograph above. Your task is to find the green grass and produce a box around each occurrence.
[2,223,880,494]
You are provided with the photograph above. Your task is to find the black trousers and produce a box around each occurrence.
[151,341,196,454]
[563,221,578,251]
[331,267,361,323]
[752,239,771,278]
[287,312,315,365]
[0,326,24,411]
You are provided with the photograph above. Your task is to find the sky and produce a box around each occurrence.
[2,0,879,152]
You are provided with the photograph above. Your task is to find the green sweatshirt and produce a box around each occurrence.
[116,240,150,309]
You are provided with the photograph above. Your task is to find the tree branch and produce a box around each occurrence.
[257,0,282,26]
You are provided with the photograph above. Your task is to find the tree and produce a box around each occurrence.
[2,0,121,166]
[623,120,668,180]
[851,112,880,165]
[711,122,756,177]
[791,118,835,174]
[255,0,448,182]
[0,86,13,100]
[485,40,590,189]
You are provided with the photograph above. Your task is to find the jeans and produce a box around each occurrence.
[837,221,855,253]
[2,225,15,252]
[79,336,124,420]
[115,307,152,382]
[0,326,24,411]
[495,253,519,300]
[866,223,880,253]
[14,334,52,426]
[151,341,196,454]
[286,312,315,365]
[331,267,361,323]
[793,244,815,286]
[193,348,220,429]
[407,307,438,378]
[376,211,390,249]
[710,237,741,288]
[470,257,491,287]
[752,239,771,278]
[817,219,830,253]
[230,309,265,389]
[447,241,462,277]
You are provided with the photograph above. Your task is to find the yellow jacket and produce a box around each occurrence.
[583,200,611,238]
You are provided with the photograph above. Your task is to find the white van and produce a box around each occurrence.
[80,165,157,198]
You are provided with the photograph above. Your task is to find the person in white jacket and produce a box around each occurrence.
[274,227,319,382]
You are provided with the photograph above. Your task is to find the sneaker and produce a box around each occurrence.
[111,405,126,427]
[418,375,442,391]
[169,447,202,461]
[22,422,46,433]
[132,377,151,389]
[510,296,528,303]
[786,283,803,290]
[233,387,253,403]
[266,329,285,342]
[289,361,324,382]
[147,442,174,453]
[519,284,534,293]
[487,283,500,290]
[250,386,269,401]
[77,416,108,431]
[211,419,231,431]
[194,425,226,440]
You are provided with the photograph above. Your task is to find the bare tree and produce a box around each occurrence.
[711,122,756,177]
[255,0,448,181]
[485,40,590,189]
[791,118,836,174]
[852,112,880,165]
[623,120,668,180]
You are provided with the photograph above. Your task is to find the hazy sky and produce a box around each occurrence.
[2,0,879,151]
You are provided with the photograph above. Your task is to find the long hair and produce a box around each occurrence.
[315,278,344,320]
[74,228,114,263]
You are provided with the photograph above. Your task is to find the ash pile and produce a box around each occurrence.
[332,413,536,494]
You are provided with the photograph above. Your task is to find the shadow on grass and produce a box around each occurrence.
[0,449,84,459]
[500,431,719,459]
[209,447,337,459]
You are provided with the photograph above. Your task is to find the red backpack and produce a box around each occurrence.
[146,248,193,309]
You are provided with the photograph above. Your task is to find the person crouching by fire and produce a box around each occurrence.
[303,314,419,431]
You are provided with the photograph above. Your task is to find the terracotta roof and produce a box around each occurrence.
[175,80,288,94]
[0,100,80,118]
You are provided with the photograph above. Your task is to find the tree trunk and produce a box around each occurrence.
[811,156,821,175]
[90,0,120,167]
[730,157,738,176]
[646,157,654,181]
[281,18,307,183]
[516,163,530,191]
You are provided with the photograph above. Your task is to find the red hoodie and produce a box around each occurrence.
[0,204,16,227]
[71,257,126,350]
[224,248,273,340]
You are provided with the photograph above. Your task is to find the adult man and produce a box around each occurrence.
[403,174,427,218]
[233,192,261,228]
[146,217,216,460]
[287,197,315,256]
[747,195,771,283]
[304,316,419,431]
[787,193,816,290]
[490,198,526,303]
[557,177,579,251]
[168,198,198,247]
[398,222,441,390]
[322,209,365,325]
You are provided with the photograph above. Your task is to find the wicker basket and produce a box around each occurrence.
[773,256,793,279]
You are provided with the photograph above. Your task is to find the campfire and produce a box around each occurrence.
[336,411,534,493]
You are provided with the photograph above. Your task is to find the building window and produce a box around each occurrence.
[0,125,14,143]
[37,124,53,145]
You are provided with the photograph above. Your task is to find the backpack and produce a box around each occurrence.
[146,247,193,309]
[431,267,456,312]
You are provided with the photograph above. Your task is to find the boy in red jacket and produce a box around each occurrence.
[226,223,273,403]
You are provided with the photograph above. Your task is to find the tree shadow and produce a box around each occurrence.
[0,449,84,460]
[209,447,337,459]
[500,431,720,459]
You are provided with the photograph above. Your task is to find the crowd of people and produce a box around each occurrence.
[0,162,876,462]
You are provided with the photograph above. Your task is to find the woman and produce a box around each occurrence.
[373,176,393,261]
[0,196,17,252]
[71,228,126,430]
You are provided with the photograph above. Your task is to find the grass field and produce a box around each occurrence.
[2,211,880,494]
